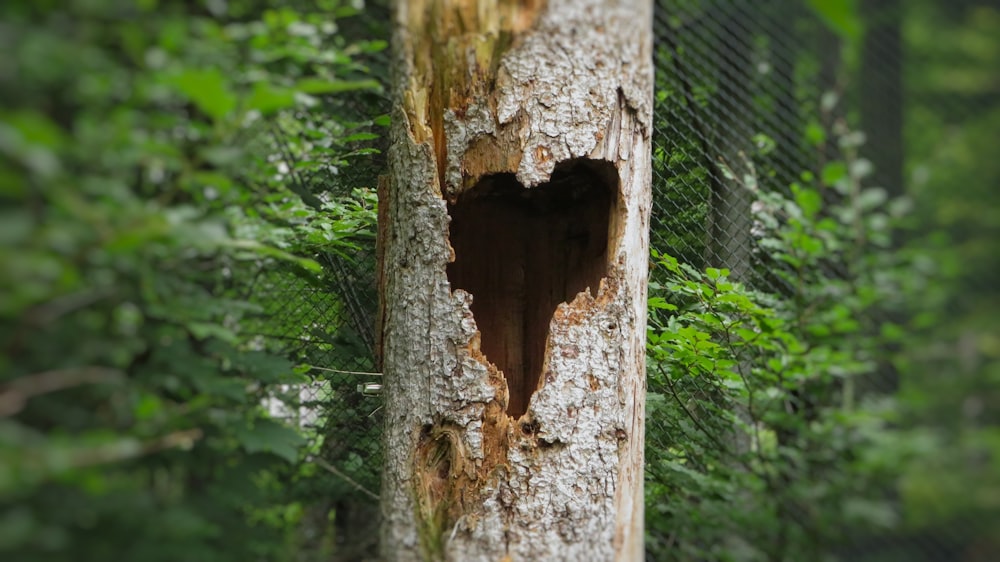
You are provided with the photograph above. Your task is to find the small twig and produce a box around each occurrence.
[658,363,759,476]
[311,456,379,501]
[449,515,467,543]
[137,429,204,456]
[0,367,124,417]
[25,288,116,325]
[716,314,766,465]
[308,365,382,377]
[23,429,204,476]
[269,123,324,210]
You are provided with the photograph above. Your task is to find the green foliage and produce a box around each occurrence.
[806,0,862,41]
[645,124,919,561]
[651,73,712,268]
[648,3,1000,558]
[893,1,1000,551]
[0,1,383,560]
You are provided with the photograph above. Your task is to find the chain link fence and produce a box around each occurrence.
[246,0,995,559]
[247,249,383,561]
[242,72,389,557]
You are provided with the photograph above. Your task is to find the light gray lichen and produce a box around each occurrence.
[493,0,652,187]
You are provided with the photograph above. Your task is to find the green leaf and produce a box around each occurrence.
[805,120,827,147]
[342,132,380,143]
[857,187,888,210]
[751,133,776,157]
[223,239,322,272]
[246,81,297,115]
[295,78,381,95]
[821,161,848,186]
[1,110,66,149]
[231,350,303,384]
[187,322,239,344]
[169,68,238,120]
[794,186,823,219]
[359,39,388,53]
[649,297,678,311]
[806,0,862,41]
[236,419,306,463]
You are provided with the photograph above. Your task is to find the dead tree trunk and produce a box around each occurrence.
[377,0,652,560]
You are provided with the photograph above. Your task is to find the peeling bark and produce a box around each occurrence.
[379,1,652,560]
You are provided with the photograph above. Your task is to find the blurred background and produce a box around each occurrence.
[0,0,996,560]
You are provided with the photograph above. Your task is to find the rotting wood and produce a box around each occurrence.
[447,159,615,418]
[380,0,652,560]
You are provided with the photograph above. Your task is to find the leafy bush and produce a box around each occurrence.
[645,124,920,561]
[0,1,383,560]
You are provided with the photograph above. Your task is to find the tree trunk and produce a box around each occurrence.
[377,1,652,560]
[706,3,755,283]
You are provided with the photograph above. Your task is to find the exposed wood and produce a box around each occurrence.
[379,0,652,560]
[447,160,615,417]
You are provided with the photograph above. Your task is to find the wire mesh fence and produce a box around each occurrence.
[245,0,996,559]
[241,69,389,556]
[647,1,895,559]
[647,1,997,561]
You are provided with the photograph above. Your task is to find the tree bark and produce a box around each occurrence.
[377,1,652,560]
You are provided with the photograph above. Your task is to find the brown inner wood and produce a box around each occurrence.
[447,160,615,418]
